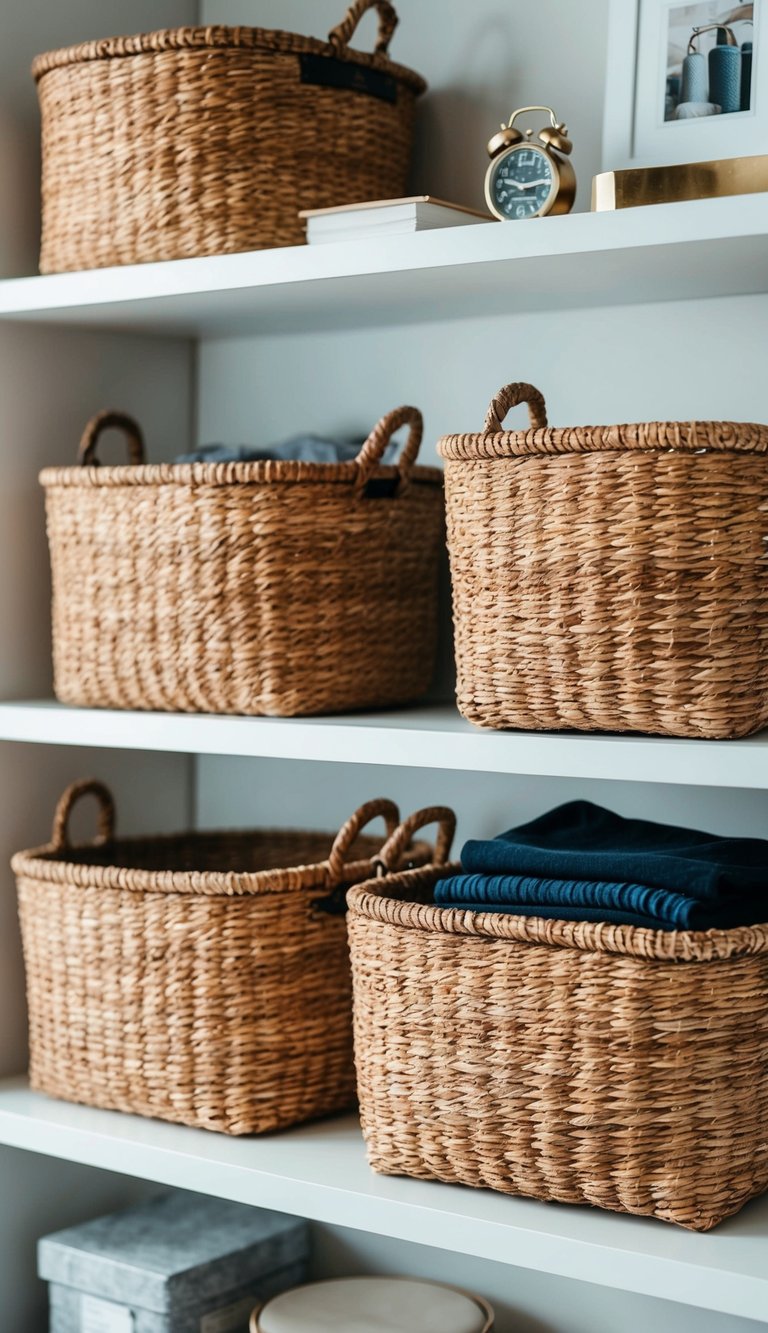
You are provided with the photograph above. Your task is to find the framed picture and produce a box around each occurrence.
[603,1,762,168]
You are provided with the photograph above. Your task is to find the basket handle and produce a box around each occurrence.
[328,0,399,54]
[354,405,423,496]
[326,797,401,884]
[78,410,146,467]
[483,382,548,434]
[373,805,457,875]
[50,779,116,851]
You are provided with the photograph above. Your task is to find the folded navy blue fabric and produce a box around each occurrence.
[433,872,768,931]
[460,801,768,902]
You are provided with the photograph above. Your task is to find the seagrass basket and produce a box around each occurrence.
[41,406,443,716]
[13,782,433,1135]
[33,0,426,272]
[438,381,768,739]
[347,806,768,1231]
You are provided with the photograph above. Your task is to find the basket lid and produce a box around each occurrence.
[31,3,427,95]
[437,382,768,459]
[257,1279,493,1332]
[39,1192,306,1315]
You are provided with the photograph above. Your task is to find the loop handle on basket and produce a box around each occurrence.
[328,0,399,54]
[78,410,146,467]
[374,805,457,876]
[483,383,548,434]
[354,406,423,496]
[326,797,400,885]
[50,779,116,851]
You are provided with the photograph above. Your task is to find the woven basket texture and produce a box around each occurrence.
[13,782,432,1135]
[33,1,426,272]
[41,407,443,716]
[438,382,768,739]
[346,809,768,1231]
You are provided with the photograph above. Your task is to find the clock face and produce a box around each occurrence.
[489,146,555,219]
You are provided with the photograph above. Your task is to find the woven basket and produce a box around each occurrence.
[33,0,426,272]
[41,407,443,716]
[12,781,434,1135]
[347,808,768,1230]
[438,381,768,739]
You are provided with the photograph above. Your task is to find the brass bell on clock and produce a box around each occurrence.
[485,106,576,220]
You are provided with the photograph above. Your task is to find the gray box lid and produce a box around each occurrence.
[38,1191,308,1315]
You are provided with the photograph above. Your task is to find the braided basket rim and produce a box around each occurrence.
[437,420,768,460]
[12,830,433,898]
[346,866,768,961]
[12,828,394,898]
[31,25,427,94]
[39,461,444,490]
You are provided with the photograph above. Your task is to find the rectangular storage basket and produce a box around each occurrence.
[13,782,426,1135]
[438,381,768,739]
[41,407,443,717]
[347,807,768,1231]
[33,0,426,272]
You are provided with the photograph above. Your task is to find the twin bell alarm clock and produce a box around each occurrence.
[485,105,576,220]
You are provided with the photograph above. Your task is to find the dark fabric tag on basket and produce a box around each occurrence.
[300,53,397,103]
[363,477,399,498]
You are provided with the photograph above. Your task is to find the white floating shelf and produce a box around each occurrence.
[0,699,766,788]
[0,195,766,335]
[0,1078,765,1322]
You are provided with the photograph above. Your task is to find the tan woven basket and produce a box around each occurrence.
[347,806,768,1231]
[33,0,426,272]
[13,782,434,1135]
[438,381,768,739]
[41,407,443,716]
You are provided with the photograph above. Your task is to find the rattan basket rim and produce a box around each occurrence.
[11,828,398,898]
[31,24,427,94]
[346,866,768,961]
[437,419,768,460]
[39,460,444,490]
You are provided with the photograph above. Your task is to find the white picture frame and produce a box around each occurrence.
[603,0,763,169]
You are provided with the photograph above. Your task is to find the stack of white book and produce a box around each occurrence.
[300,196,494,244]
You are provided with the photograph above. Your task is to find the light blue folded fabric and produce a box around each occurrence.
[175,433,400,465]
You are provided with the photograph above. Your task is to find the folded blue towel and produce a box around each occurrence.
[461,801,768,901]
[433,873,766,931]
[435,802,768,931]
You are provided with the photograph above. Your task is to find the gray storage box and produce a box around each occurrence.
[39,1191,309,1333]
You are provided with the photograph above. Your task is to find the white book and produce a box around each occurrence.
[300,196,494,244]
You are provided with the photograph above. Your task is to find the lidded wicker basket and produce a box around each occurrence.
[33,0,426,272]
[438,381,768,739]
[347,806,768,1231]
[41,406,443,717]
[13,782,432,1135]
